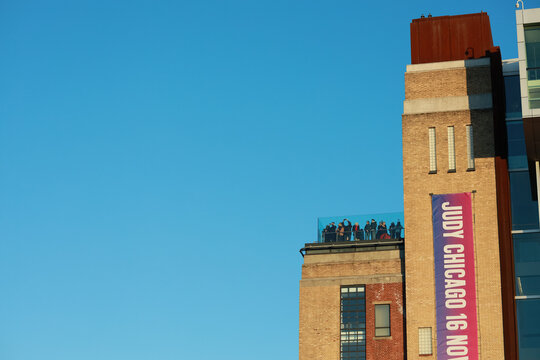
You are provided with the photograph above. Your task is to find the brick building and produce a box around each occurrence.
[299,239,405,360]
[299,7,540,360]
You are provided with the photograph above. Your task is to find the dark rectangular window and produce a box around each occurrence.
[509,170,540,230]
[341,286,366,360]
[504,75,522,118]
[507,121,528,170]
[375,304,390,337]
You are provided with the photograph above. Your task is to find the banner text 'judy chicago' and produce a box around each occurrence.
[432,193,478,360]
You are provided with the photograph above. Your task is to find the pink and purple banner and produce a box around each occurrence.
[432,193,478,360]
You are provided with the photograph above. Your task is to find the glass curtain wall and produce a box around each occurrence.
[505,74,540,359]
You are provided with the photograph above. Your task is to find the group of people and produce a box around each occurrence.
[321,218,403,242]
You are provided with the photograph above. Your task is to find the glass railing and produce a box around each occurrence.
[316,211,404,244]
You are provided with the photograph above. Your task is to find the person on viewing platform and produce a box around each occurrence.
[343,219,352,241]
[337,222,345,242]
[364,221,371,240]
[376,221,383,239]
[377,221,390,240]
[382,221,389,239]
[389,222,396,239]
[322,225,330,242]
[370,219,377,240]
[395,220,403,240]
[329,222,337,242]
[353,222,363,240]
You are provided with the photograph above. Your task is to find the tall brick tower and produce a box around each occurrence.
[402,13,513,359]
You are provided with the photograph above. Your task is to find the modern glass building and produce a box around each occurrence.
[502,57,540,360]
[510,8,540,358]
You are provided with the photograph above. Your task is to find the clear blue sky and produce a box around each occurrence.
[0,1,522,359]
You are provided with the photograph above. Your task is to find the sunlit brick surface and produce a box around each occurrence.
[402,61,505,359]
[299,250,404,360]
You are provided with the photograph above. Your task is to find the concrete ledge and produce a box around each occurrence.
[300,274,403,287]
[406,58,490,73]
[303,249,401,264]
[517,8,540,25]
[403,94,493,115]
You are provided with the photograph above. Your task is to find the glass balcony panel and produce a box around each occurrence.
[517,276,540,296]
[514,232,540,296]
[317,211,404,243]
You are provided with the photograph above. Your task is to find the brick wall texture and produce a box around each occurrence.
[299,250,404,360]
[405,67,492,100]
[402,62,505,359]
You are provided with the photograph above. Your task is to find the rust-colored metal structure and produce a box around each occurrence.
[410,12,494,64]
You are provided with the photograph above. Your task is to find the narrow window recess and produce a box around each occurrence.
[466,125,475,171]
[448,126,456,172]
[418,327,433,355]
[429,127,437,173]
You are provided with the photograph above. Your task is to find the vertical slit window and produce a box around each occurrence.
[448,126,456,172]
[418,327,433,355]
[429,127,437,173]
[466,125,475,170]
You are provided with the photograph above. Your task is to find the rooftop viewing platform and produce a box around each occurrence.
[300,212,405,256]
